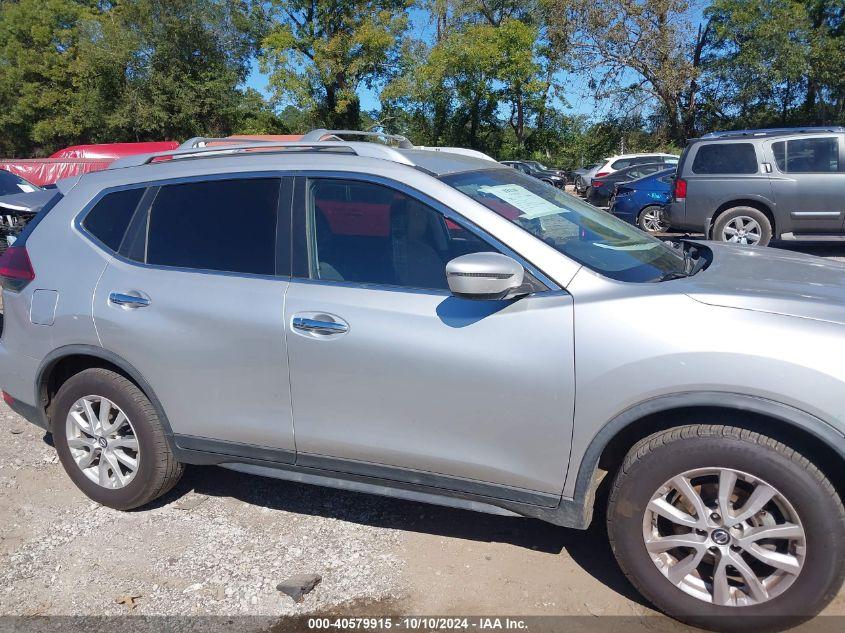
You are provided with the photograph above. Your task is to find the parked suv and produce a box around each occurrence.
[665,127,845,246]
[3,132,845,631]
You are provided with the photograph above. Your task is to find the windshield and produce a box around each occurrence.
[0,170,40,196]
[441,168,688,282]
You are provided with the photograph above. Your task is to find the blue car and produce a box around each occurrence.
[608,167,675,233]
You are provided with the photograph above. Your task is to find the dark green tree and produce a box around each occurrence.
[260,0,411,130]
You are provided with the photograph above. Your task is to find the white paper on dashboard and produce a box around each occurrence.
[477,184,563,219]
[16,184,36,193]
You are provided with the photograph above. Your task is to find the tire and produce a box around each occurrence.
[607,424,845,632]
[575,177,587,195]
[637,205,670,233]
[712,207,772,247]
[53,368,184,510]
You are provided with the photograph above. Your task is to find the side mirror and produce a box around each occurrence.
[445,252,528,300]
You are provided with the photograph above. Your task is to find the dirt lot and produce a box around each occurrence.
[1,244,845,632]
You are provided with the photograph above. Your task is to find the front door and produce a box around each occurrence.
[767,135,845,233]
[93,176,296,458]
[284,176,575,505]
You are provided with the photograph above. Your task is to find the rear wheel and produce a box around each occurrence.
[712,207,772,247]
[607,425,845,632]
[53,368,183,509]
[638,205,670,233]
[575,176,587,195]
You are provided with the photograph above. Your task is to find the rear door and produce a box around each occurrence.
[92,175,297,458]
[765,135,845,234]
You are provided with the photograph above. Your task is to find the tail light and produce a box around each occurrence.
[0,246,35,292]
[2,391,14,406]
[673,178,687,200]
[593,181,605,188]
[594,171,609,178]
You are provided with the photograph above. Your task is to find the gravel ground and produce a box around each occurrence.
[1,243,845,631]
[0,407,405,622]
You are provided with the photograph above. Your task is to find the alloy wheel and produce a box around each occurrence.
[641,207,669,233]
[721,216,762,245]
[643,467,806,607]
[65,395,140,489]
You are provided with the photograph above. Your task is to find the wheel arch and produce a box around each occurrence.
[710,199,777,238]
[570,392,845,525]
[36,345,174,441]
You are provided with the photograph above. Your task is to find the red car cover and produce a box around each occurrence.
[0,159,112,187]
[0,141,180,186]
[50,142,178,160]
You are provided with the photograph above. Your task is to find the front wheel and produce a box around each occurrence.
[607,425,845,632]
[638,205,670,233]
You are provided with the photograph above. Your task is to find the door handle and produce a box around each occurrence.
[292,316,348,335]
[109,292,150,308]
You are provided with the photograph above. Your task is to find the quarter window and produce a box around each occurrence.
[145,178,280,275]
[307,179,496,290]
[691,143,759,174]
[772,138,839,173]
[83,188,145,252]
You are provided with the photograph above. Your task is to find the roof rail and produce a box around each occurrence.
[108,140,416,170]
[701,127,845,139]
[300,129,414,149]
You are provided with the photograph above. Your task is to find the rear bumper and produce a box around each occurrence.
[0,343,45,429]
[7,395,45,429]
[664,200,694,230]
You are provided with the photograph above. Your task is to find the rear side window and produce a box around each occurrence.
[691,143,758,174]
[772,137,839,173]
[83,188,145,252]
[610,158,632,170]
[146,178,280,275]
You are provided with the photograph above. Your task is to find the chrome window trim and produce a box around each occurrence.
[294,170,562,294]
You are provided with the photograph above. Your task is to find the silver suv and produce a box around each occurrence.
[666,127,845,246]
[2,132,845,630]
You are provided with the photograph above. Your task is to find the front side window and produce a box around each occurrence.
[441,169,688,282]
[83,187,145,252]
[691,143,758,174]
[308,179,496,290]
[772,137,839,173]
[145,178,279,275]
